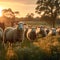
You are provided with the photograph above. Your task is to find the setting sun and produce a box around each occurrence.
[0,7,3,17]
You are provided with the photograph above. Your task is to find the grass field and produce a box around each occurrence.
[0,35,60,60]
[0,21,60,60]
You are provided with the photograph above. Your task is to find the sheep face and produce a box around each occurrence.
[51,28,56,36]
[17,22,24,42]
[32,28,36,32]
[37,27,47,37]
[27,28,37,41]
[18,23,24,30]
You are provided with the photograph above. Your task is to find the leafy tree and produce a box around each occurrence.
[35,0,60,27]
[26,13,34,20]
[2,8,19,27]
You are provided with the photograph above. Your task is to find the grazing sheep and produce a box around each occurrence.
[4,22,24,44]
[27,27,37,41]
[0,27,3,42]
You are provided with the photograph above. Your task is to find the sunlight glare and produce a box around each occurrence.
[0,7,3,17]
[40,11,44,16]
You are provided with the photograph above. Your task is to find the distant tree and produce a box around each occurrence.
[2,8,19,27]
[35,0,60,27]
[14,11,20,17]
[26,13,34,20]
[34,17,40,21]
[41,15,53,26]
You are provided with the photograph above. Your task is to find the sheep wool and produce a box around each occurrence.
[27,27,37,41]
[0,27,3,42]
[4,22,24,44]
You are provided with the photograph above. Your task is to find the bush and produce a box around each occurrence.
[14,44,47,60]
[0,42,6,60]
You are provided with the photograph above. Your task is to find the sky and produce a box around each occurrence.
[0,0,39,17]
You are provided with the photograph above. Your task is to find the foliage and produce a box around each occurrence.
[25,13,34,21]
[1,8,19,27]
[14,45,46,60]
[35,0,60,27]
[0,42,6,60]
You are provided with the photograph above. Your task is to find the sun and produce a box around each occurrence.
[0,7,3,17]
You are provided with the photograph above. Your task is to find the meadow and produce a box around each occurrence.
[0,21,60,60]
[0,0,60,59]
[0,35,60,60]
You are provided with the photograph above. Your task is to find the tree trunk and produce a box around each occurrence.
[52,20,55,28]
[51,16,56,28]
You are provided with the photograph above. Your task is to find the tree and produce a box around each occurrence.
[2,8,19,27]
[35,0,60,27]
[26,13,34,20]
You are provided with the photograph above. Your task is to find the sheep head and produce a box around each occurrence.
[17,22,24,31]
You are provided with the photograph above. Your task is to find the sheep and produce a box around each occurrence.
[44,27,50,35]
[0,27,3,42]
[4,27,14,43]
[56,27,60,35]
[24,25,29,40]
[48,28,56,36]
[4,22,24,45]
[36,26,47,38]
[27,27,37,42]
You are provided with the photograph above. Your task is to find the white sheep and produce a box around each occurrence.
[56,27,60,35]
[4,22,24,44]
[44,27,50,35]
[36,26,47,38]
[24,25,29,39]
[27,27,37,41]
[48,28,56,36]
[4,27,14,43]
[0,27,3,42]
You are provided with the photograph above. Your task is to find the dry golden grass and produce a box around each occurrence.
[6,46,18,60]
[33,35,60,55]
[0,35,59,60]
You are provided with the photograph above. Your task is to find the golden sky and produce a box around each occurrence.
[0,0,39,17]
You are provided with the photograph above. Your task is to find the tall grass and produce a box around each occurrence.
[0,35,60,60]
[33,35,60,60]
